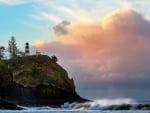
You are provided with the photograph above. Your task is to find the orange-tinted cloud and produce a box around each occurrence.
[33,40,46,47]
[33,9,150,99]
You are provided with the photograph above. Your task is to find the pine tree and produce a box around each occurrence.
[8,36,18,58]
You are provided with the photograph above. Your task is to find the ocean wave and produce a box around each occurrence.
[18,98,150,110]
[60,98,149,110]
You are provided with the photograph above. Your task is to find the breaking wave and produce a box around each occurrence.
[61,98,137,110]
[19,98,150,110]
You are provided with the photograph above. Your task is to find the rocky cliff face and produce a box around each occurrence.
[0,55,87,107]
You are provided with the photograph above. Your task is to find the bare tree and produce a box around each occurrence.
[0,46,5,60]
[8,36,18,58]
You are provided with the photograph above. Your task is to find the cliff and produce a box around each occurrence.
[0,55,87,107]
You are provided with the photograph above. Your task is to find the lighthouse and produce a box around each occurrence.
[25,42,30,56]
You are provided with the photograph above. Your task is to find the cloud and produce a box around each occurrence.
[53,20,70,36]
[0,0,29,5]
[32,40,46,47]
[33,9,150,100]
[53,5,97,23]
[30,0,108,24]
[30,12,62,23]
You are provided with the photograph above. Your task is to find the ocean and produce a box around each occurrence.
[0,110,150,113]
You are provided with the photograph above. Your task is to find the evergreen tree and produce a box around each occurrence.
[8,36,18,58]
[51,55,58,63]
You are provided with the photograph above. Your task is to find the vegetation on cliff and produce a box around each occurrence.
[0,60,12,84]
[6,55,75,92]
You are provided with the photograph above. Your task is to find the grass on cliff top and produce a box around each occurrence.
[5,55,75,91]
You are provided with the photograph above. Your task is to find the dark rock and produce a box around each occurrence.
[104,104,132,110]
[33,84,87,107]
[0,55,87,108]
[135,104,150,110]
[0,100,22,110]
[104,104,150,110]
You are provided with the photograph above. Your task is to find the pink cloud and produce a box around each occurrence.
[33,9,150,99]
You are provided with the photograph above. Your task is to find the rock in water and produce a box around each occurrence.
[0,100,22,110]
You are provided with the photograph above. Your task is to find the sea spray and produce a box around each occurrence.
[61,98,136,110]
[92,98,135,106]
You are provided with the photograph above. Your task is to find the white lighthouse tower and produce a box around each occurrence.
[25,42,30,56]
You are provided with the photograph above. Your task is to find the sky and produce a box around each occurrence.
[1,0,150,100]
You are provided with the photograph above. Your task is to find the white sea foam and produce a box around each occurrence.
[92,98,135,106]
[61,98,136,110]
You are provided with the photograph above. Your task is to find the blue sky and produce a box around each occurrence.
[1,0,150,49]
